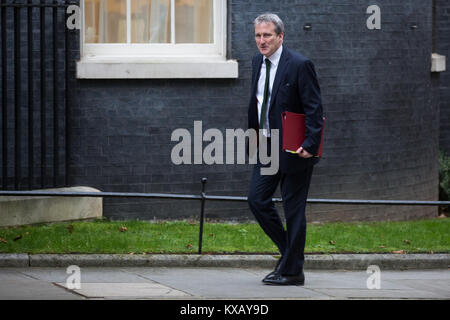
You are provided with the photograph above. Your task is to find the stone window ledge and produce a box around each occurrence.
[76,56,239,79]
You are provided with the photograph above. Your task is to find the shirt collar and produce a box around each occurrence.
[264,45,283,68]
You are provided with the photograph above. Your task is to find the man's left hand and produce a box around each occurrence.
[296,147,313,158]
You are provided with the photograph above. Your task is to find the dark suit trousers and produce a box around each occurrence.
[248,152,314,276]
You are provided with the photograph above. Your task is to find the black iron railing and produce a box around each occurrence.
[1,0,78,190]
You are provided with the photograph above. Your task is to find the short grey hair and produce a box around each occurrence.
[253,13,285,35]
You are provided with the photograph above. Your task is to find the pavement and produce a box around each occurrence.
[0,267,449,300]
[0,253,449,300]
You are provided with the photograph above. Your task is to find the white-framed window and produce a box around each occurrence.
[77,0,238,79]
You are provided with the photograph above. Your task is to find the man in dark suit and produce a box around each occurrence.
[247,13,324,286]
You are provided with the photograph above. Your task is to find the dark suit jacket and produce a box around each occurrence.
[248,46,324,173]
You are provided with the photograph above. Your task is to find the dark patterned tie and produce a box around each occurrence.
[259,59,271,130]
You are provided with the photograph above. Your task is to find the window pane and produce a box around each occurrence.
[175,0,214,43]
[131,0,171,43]
[85,0,127,43]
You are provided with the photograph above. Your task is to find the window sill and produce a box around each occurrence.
[76,56,239,79]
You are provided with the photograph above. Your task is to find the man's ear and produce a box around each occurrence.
[278,32,284,41]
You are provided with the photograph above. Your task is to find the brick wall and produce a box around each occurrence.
[436,0,450,154]
[33,1,443,222]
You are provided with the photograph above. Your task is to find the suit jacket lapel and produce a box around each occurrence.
[269,47,290,113]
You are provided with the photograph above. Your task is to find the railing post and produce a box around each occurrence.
[198,177,207,254]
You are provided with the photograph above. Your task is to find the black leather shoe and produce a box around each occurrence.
[263,271,305,286]
[262,257,283,283]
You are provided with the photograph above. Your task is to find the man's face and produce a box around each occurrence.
[254,22,283,57]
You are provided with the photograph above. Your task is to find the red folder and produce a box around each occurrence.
[281,111,325,157]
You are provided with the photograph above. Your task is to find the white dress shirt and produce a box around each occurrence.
[256,45,283,137]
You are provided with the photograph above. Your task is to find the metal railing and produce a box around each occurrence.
[1,177,449,254]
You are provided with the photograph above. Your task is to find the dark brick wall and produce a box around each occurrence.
[2,1,440,222]
[68,0,439,222]
[436,0,450,154]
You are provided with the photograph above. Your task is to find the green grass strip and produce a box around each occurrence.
[0,218,448,254]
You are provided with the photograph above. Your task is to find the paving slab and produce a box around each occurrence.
[310,288,444,299]
[0,269,81,300]
[55,282,190,299]
[391,279,450,297]
[127,267,330,299]
[303,270,414,290]
[19,267,156,283]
